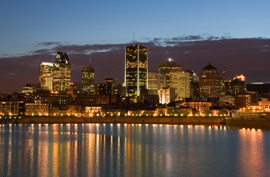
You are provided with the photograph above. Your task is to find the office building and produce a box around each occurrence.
[158,59,196,100]
[104,78,115,95]
[39,62,54,90]
[81,66,95,94]
[158,59,181,88]
[199,62,223,101]
[158,87,175,104]
[170,71,191,99]
[124,44,148,102]
[53,52,71,92]
[225,74,246,96]
[148,71,160,95]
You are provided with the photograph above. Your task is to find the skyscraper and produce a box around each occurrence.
[104,78,115,96]
[158,58,181,88]
[158,59,194,100]
[170,71,192,99]
[39,62,53,90]
[148,71,160,95]
[199,62,223,101]
[81,66,95,94]
[52,52,71,92]
[124,44,148,102]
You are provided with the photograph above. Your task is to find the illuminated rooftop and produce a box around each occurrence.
[159,59,181,68]
[41,62,53,66]
[233,74,245,81]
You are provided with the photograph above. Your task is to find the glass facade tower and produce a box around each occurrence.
[124,44,148,102]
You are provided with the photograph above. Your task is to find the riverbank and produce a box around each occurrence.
[10,116,226,125]
[226,117,270,129]
[1,116,270,130]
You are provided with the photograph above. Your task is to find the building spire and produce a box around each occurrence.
[89,50,92,65]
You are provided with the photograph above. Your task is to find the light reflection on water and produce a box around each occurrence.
[0,124,269,177]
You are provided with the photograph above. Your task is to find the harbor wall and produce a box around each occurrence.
[12,116,226,125]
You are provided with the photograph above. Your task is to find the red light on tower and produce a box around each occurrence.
[222,70,226,78]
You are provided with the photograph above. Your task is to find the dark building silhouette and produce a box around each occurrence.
[96,83,107,95]
[199,62,223,101]
[105,78,115,96]
[247,83,270,98]
[225,74,246,96]
[81,66,95,94]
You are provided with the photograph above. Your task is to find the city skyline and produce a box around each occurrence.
[1,37,270,93]
[1,1,270,177]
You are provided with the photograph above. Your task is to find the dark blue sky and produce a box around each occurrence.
[1,0,270,93]
[1,0,270,56]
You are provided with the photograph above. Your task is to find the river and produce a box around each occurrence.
[0,124,269,177]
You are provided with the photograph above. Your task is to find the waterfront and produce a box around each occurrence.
[0,124,270,177]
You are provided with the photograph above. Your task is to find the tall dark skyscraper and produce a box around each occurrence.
[81,66,95,95]
[199,62,223,101]
[104,78,115,96]
[124,44,148,102]
[53,52,71,92]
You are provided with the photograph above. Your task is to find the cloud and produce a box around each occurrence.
[1,35,270,93]
[38,42,61,46]
[32,49,53,55]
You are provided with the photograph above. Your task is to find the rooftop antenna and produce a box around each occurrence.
[89,49,92,65]
[133,32,135,43]
[222,70,226,79]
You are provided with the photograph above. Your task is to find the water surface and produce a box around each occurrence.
[0,124,269,177]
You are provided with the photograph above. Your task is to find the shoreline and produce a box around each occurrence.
[12,116,226,125]
[1,116,270,130]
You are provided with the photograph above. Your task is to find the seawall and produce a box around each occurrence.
[12,116,226,125]
[226,117,270,129]
[3,116,270,130]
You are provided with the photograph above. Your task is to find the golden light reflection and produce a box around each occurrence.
[0,124,269,177]
[238,128,265,177]
[53,130,59,177]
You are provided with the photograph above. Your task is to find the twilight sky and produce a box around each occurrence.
[1,0,270,93]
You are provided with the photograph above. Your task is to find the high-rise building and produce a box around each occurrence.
[170,71,192,99]
[158,59,195,100]
[158,59,181,88]
[39,62,53,90]
[199,62,223,101]
[81,66,95,94]
[95,78,115,96]
[104,78,115,96]
[225,74,246,96]
[148,71,160,95]
[124,44,148,102]
[184,70,199,99]
[53,52,71,92]
[95,83,107,95]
